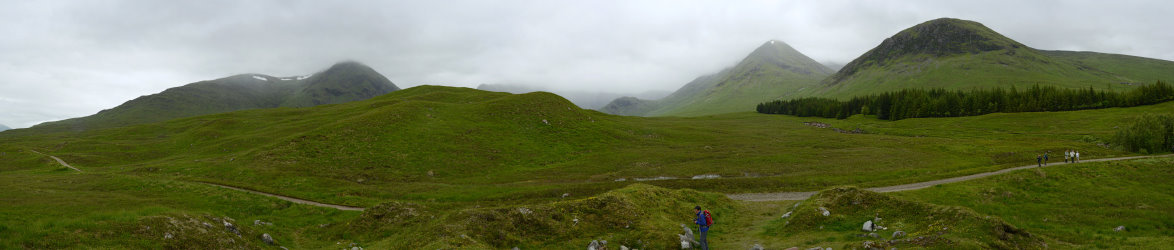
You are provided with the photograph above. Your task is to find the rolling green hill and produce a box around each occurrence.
[2,84,1173,248]
[602,40,832,116]
[29,61,399,132]
[810,18,1174,98]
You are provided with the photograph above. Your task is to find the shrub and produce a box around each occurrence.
[1112,114,1174,153]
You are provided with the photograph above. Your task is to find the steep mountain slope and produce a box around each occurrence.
[282,62,400,107]
[812,18,1174,98]
[1041,50,1174,85]
[31,61,399,132]
[602,40,832,116]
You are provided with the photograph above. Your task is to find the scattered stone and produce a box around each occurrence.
[679,235,692,249]
[261,233,275,245]
[681,224,696,243]
[562,193,571,198]
[620,246,630,250]
[512,247,520,250]
[807,247,823,250]
[254,219,272,226]
[862,241,881,249]
[750,244,764,250]
[587,239,604,250]
[867,232,880,239]
[781,211,792,218]
[202,222,213,229]
[573,217,580,225]
[614,178,627,182]
[892,231,907,239]
[542,119,549,125]
[427,170,435,177]
[785,248,798,250]
[1115,226,1126,232]
[223,221,239,235]
[818,207,830,216]
[518,207,532,215]
[863,220,875,232]
[164,232,173,239]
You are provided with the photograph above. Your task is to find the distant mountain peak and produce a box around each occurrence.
[827,17,1026,85]
[326,60,372,71]
[740,39,833,76]
[30,61,400,131]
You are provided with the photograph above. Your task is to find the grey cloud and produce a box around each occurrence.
[1,0,1171,128]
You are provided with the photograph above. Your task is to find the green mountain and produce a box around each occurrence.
[812,18,1174,98]
[602,40,832,116]
[31,61,399,132]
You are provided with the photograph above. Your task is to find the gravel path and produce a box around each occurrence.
[200,182,366,211]
[728,154,1173,201]
[30,149,363,211]
[29,150,83,172]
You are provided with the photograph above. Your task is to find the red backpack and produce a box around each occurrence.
[703,210,714,226]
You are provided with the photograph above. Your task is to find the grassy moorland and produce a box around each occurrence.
[0,85,1170,248]
[894,157,1174,248]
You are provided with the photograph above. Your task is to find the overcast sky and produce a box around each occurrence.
[1,0,1171,128]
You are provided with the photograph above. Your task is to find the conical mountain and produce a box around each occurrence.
[32,61,400,132]
[283,61,399,107]
[602,40,832,116]
[813,18,1174,98]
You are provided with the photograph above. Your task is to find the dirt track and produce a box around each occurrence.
[29,150,83,172]
[30,150,363,211]
[727,154,1174,201]
[200,182,365,211]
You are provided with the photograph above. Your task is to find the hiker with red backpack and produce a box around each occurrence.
[693,206,713,250]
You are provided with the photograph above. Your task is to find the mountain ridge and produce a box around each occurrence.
[810,17,1174,98]
[603,40,831,116]
[31,61,399,132]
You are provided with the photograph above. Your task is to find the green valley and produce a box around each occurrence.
[2,84,1171,248]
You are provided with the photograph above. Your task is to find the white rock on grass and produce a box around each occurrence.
[1115,226,1126,232]
[261,233,275,245]
[781,211,792,218]
[892,231,907,238]
[862,220,875,232]
[818,207,830,216]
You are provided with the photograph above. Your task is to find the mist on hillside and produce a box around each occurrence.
[2,0,1173,128]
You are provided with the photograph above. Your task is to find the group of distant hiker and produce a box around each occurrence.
[1037,150,1080,167]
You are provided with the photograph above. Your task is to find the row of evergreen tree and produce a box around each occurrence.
[757,81,1174,120]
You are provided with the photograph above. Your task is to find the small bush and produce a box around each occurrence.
[1112,114,1174,153]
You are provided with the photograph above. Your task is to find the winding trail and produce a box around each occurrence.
[728,154,1174,201]
[29,150,82,172]
[31,148,1167,210]
[199,182,365,211]
[30,149,363,211]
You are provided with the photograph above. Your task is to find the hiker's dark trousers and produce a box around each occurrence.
[698,229,708,250]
